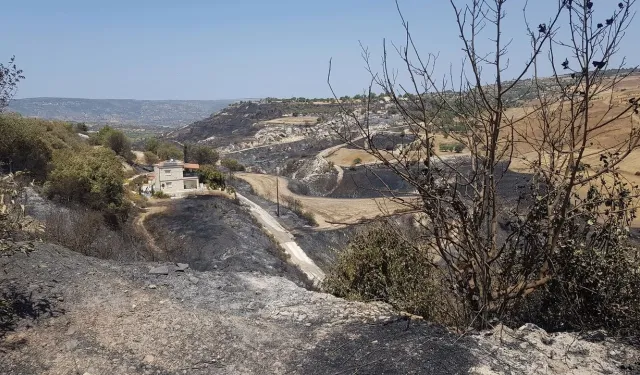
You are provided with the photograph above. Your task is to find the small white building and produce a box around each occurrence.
[151,159,200,195]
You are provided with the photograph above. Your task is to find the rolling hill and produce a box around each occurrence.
[8,97,239,127]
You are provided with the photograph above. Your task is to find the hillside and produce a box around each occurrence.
[165,100,349,147]
[2,244,638,374]
[8,98,238,127]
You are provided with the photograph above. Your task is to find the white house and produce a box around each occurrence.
[151,159,200,195]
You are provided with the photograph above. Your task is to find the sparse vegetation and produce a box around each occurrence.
[282,195,317,226]
[0,56,24,111]
[329,0,640,334]
[152,191,171,199]
[438,142,465,153]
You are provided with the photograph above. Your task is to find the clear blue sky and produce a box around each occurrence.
[3,0,639,100]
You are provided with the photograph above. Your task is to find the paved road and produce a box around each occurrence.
[236,192,326,285]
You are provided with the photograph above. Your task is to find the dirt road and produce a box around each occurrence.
[236,172,413,229]
[236,192,325,284]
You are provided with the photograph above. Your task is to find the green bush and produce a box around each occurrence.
[186,144,219,165]
[438,142,465,153]
[300,210,317,226]
[143,151,159,165]
[46,147,126,213]
[324,222,442,319]
[353,157,362,165]
[221,158,246,172]
[198,164,226,189]
[0,115,81,180]
[152,191,170,199]
[510,228,640,335]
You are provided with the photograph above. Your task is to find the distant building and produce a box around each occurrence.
[151,159,200,195]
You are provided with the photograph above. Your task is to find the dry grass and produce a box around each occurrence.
[506,74,640,226]
[262,116,319,126]
[236,172,414,229]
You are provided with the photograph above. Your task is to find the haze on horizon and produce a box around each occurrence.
[4,0,640,101]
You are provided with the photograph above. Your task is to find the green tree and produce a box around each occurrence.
[105,130,132,159]
[220,158,245,172]
[156,142,183,161]
[143,151,159,165]
[186,144,219,165]
[74,123,88,133]
[46,147,125,212]
[0,115,80,180]
[197,164,225,189]
[145,137,160,154]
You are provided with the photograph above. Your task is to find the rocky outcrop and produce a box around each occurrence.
[1,244,638,374]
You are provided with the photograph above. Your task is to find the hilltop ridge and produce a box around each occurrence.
[7,97,239,127]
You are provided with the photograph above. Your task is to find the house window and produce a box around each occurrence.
[164,169,172,175]
[166,182,172,187]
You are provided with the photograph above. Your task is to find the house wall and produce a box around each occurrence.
[154,165,189,194]
[183,178,198,190]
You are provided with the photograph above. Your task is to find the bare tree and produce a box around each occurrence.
[0,56,24,111]
[329,0,640,328]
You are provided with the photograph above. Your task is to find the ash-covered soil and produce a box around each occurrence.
[2,244,638,374]
[145,196,308,287]
[231,178,354,271]
[228,137,342,175]
[289,164,415,199]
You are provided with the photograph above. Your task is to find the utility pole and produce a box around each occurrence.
[275,167,280,217]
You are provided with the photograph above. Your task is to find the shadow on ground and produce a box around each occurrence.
[0,287,61,339]
[295,320,477,374]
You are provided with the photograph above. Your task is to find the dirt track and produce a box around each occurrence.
[235,173,413,229]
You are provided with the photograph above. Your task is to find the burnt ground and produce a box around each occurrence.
[231,178,356,271]
[144,195,309,287]
[1,244,637,375]
[229,137,342,175]
[289,164,415,199]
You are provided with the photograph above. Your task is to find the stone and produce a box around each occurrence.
[149,266,169,275]
[65,339,79,350]
[188,276,200,285]
[143,354,155,364]
[175,263,189,272]
[148,284,157,289]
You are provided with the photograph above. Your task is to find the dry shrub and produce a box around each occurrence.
[143,218,188,262]
[511,233,640,335]
[281,196,317,226]
[43,207,151,261]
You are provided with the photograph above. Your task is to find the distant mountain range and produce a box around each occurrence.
[7,97,244,127]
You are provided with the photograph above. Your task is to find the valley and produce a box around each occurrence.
[4,56,640,375]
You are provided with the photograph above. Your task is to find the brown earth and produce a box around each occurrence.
[235,172,414,229]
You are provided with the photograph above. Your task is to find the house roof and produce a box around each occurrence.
[155,159,184,168]
[153,160,200,170]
